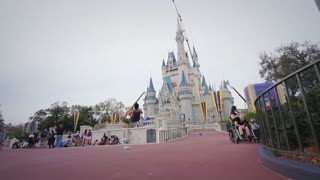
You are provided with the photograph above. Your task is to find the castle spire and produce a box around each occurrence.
[179,70,188,86]
[204,83,210,95]
[192,45,200,68]
[162,59,166,67]
[177,16,183,33]
[148,78,156,92]
[193,45,198,58]
[176,17,187,63]
[202,76,206,87]
[209,83,212,92]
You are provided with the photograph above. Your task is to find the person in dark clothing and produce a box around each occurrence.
[40,129,48,148]
[130,103,143,128]
[56,124,64,147]
[48,126,56,148]
[230,105,240,123]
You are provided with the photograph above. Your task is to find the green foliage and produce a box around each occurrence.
[257,66,320,155]
[259,41,320,83]
[6,124,24,139]
[123,118,131,125]
[33,98,126,133]
[245,112,256,120]
[220,119,231,129]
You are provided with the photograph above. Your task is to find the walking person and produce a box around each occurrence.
[56,124,64,148]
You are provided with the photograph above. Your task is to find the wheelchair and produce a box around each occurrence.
[228,119,258,144]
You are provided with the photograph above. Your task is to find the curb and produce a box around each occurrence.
[259,146,320,180]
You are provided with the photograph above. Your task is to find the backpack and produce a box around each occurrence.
[131,110,140,122]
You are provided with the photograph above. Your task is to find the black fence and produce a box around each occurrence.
[255,60,320,160]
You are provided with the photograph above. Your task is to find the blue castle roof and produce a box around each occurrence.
[147,78,156,92]
[202,76,206,87]
[162,59,166,67]
[180,70,188,86]
[164,76,174,93]
[168,52,176,65]
[204,83,210,95]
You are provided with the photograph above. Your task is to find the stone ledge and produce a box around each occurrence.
[259,146,320,180]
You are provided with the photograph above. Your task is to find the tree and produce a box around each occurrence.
[71,105,97,131]
[94,98,125,123]
[38,102,71,132]
[258,41,320,152]
[31,109,48,122]
[6,124,24,139]
[259,41,320,82]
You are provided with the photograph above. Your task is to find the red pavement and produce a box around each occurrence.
[0,130,285,180]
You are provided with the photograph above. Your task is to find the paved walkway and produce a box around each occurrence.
[0,130,285,180]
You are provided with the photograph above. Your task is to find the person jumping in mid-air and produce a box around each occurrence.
[130,103,143,128]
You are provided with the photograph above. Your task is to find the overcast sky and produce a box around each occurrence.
[0,0,319,125]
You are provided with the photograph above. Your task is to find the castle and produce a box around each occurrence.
[143,18,234,124]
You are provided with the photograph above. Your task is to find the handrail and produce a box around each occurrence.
[254,60,320,161]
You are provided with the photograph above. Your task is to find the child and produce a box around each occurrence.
[249,119,260,143]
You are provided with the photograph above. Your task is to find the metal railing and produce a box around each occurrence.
[255,60,320,159]
[159,127,188,143]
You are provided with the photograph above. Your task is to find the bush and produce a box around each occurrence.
[123,118,131,125]
[220,119,231,129]
[246,112,256,120]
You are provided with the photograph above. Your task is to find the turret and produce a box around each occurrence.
[192,46,200,68]
[178,71,193,124]
[220,80,234,120]
[175,17,189,64]
[162,59,167,77]
[143,78,158,118]
[203,82,216,123]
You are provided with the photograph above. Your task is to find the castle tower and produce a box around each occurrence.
[221,81,234,120]
[143,78,158,118]
[203,81,216,123]
[192,46,200,68]
[178,70,193,124]
[161,59,166,76]
[176,18,191,85]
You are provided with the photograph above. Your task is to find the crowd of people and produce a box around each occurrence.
[16,124,96,149]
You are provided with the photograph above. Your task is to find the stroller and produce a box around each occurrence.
[72,133,82,146]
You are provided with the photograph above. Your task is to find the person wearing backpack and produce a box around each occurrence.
[130,103,143,128]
